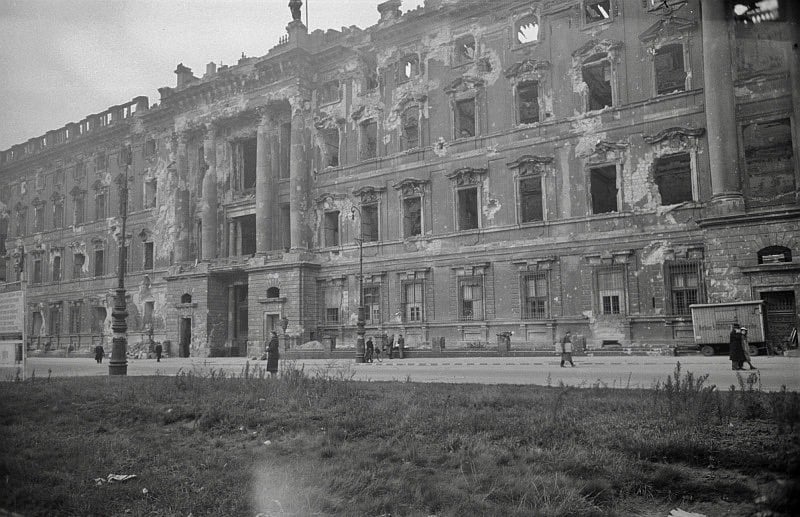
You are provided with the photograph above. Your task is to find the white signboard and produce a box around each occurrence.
[0,341,21,367]
[0,290,24,334]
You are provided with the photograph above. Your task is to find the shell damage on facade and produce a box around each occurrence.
[0,0,798,358]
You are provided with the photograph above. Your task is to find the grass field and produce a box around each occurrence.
[1,362,799,516]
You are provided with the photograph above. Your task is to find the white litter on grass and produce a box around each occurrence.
[669,509,706,517]
[94,474,137,485]
[263,440,272,446]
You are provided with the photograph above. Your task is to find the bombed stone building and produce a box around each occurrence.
[0,0,798,358]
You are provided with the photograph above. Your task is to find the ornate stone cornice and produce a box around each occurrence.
[446,167,487,186]
[444,76,485,95]
[392,178,429,196]
[506,155,553,172]
[572,39,624,59]
[643,126,705,145]
[639,16,696,43]
[352,186,386,203]
[504,59,551,79]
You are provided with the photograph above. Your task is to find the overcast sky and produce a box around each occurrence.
[0,0,383,151]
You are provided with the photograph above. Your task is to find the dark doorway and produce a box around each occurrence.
[180,317,191,357]
[761,291,796,352]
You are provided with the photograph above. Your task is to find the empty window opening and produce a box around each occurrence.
[520,177,544,222]
[455,35,476,64]
[743,118,795,204]
[95,190,107,220]
[234,285,248,340]
[143,242,154,270]
[94,249,104,277]
[516,16,540,44]
[403,196,422,238]
[363,286,381,324]
[237,215,256,256]
[457,187,479,231]
[459,277,484,321]
[324,211,340,247]
[267,287,280,298]
[49,306,62,336]
[583,55,612,111]
[144,180,157,208]
[34,205,45,232]
[757,245,792,264]
[398,55,419,82]
[517,81,539,124]
[280,204,291,250]
[360,120,378,160]
[234,138,257,191]
[654,44,686,95]
[585,0,612,23]
[52,256,61,282]
[145,139,157,157]
[654,153,692,205]
[143,301,154,328]
[322,128,339,167]
[402,107,420,150]
[73,253,85,280]
[319,80,340,104]
[523,272,548,319]
[597,267,624,315]
[32,259,42,284]
[590,165,618,214]
[667,262,701,315]
[96,152,107,170]
[69,305,82,335]
[455,98,476,138]
[181,293,192,304]
[361,204,379,242]
[74,196,85,226]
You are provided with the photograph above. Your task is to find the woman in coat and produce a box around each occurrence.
[729,324,746,370]
[266,331,280,377]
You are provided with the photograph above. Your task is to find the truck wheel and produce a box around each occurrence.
[749,345,759,357]
[701,345,715,357]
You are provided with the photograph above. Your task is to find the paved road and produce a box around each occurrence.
[4,355,799,391]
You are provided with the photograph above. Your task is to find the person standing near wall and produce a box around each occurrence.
[266,331,280,377]
[155,342,163,362]
[397,334,405,359]
[94,345,104,364]
[740,327,756,370]
[729,324,746,370]
[559,331,575,367]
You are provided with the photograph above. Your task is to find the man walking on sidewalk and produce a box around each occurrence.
[559,331,575,367]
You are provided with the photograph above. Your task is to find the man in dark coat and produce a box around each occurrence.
[729,324,746,370]
[365,337,374,363]
[94,345,104,364]
[155,342,163,362]
[267,331,280,377]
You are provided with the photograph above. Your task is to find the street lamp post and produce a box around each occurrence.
[108,145,131,376]
[351,206,366,363]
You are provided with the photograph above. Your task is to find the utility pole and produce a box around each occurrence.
[108,145,131,375]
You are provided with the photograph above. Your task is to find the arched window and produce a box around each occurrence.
[267,287,280,298]
[181,293,192,304]
[757,246,792,264]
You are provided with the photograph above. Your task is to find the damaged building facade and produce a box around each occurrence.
[1,0,798,357]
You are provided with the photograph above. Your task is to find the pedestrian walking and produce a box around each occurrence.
[365,337,374,363]
[94,345,104,364]
[729,324,746,370]
[559,331,575,367]
[155,342,163,362]
[387,333,395,359]
[266,331,280,377]
[397,334,405,359]
[740,327,756,370]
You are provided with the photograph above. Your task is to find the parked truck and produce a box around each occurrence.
[690,301,767,357]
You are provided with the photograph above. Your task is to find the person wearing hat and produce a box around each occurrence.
[740,327,756,370]
[729,323,746,370]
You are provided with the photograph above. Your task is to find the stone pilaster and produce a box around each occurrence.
[289,102,311,250]
[201,124,218,260]
[174,132,191,262]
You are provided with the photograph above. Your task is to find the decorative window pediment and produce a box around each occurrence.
[639,16,696,43]
[584,249,634,266]
[504,59,551,81]
[393,178,429,197]
[314,192,347,209]
[643,126,705,146]
[452,262,490,276]
[444,76,485,95]
[392,92,428,114]
[507,155,553,175]
[69,186,86,198]
[581,139,628,161]
[512,256,557,272]
[446,167,487,186]
[352,185,386,204]
[573,39,623,60]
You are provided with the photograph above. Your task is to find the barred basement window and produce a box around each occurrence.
[654,153,692,205]
[666,262,702,315]
[522,272,548,319]
[459,277,484,321]
[596,266,624,315]
[363,286,381,324]
[590,165,618,214]
[402,281,424,322]
[654,43,686,95]
[517,81,539,124]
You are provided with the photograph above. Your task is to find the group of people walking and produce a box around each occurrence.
[363,334,404,363]
[729,323,756,370]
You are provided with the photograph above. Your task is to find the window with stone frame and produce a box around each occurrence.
[321,127,340,167]
[654,152,693,205]
[319,282,342,324]
[95,152,108,171]
[323,210,340,247]
[742,118,795,205]
[73,160,86,179]
[143,241,154,270]
[654,43,687,95]
[522,272,549,320]
[361,203,379,242]
[595,266,625,315]
[69,303,82,335]
[73,253,85,280]
[144,138,157,157]
[52,197,64,229]
[33,203,45,232]
[280,122,292,179]
[454,35,476,65]
[15,208,26,237]
[666,261,703,315]
[73,191,86,226]
[49,304,62,336]
[515,15,540,45]
[403,196,422,238]
[94,248,104,277]
[757,245,792,264]
[402,280,424,322]
[584,0,612,24]
[233,138,257,191]
[517,81,540,124]
[32,257,43,284]
[360,120,378,160]
[318,80,340,105]
[144,179,157,208]
[458,276,485,321]
[363,285,381,324]
[456,186,479,231]
[401,107,420,151]
[95,187,108,220]
[143,301,155,328]
[582,53,613,111]
[520,176,544,223]
[454,97,476,138]
[51,255,61,282]
[590,164,619,214]
[397,55,419,83]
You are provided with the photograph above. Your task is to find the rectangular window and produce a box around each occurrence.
[53,201,64,229]
[69,304,81,335]
[403,281,424,322]
[94,250,104,277]
[596,267,625,315]
[233,215,256,256]
[96,152,107,170]
[654,43,686,95]
[234,138,257,191]
[457,187,479,230]
[522,272,548,320]
[584,0,612,24]
[455,98,476,138]
[743,118,795,205]
[360,120,378,160]
[280,123,291,179]
[402,108,420,150]
[403,196,422,238]
[143,242,154,270]
[590,165,618,214]
[95,190,107,220]
[32,258,42,284]
[16,212,26,237]
[517,81,540,124]
[74,196,85,225]
[667,262,702,315]
[459,277,484,321]
[144,180,157,208]
[321,284,342,324]
[520,177,543,223]
[363,286,381,324]
[49,306,62,336]
[454,36,476,65]
[52,256,61,282]
[324,211,340,247]
[322,128,339,167]
[361,204,379,242]
[34,205,45,232]
[583,58,612,111]
[280,204,291,250]
[145,139,157,157]
[319,80,340,104]
[325,307,339,323]
[73,253,85,280]
[654,153,693,205]
[143,301,154,327]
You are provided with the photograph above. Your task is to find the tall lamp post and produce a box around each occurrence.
[350,206,365,363]
[109,145,131,375]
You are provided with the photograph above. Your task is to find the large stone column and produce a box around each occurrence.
[201,124,218,260]
[289,103,311,250]
[174,132,192,261]
[701,0,744,214]
[255,112,275,254]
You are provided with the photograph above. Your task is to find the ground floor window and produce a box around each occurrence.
[522,272,548,320]
[595,266,625,315]
[666,261,702,315]
[459,276,484,321]
[402,281,424,322]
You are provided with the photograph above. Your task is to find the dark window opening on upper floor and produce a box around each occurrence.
[583,56,612,111]
[267,287,280,298]
[234,138,257,191]
[516,16,540,44]
[181,293,192,304]
[520,177,543,223]
[95,190,107,220]
[403,196,422,238]
[590,165,618,214]
[757,246,792,264]
[654,44,686,95]
[324,211,340,247]
[517,81,539,124]
[319,80,340,104]
[322,128,339,167]
[32,258,42,284]
[360,120,378,160]
[280,204,291,251]
[240,215,256,256]
[457,187,479,231]
[401,107,420,150]
[455,98,476,138]
[585,0,612,24]
[743,118,795,205]
[454,35,476,65]
[361,203,379,242]
[94,249,104,277]
[398,55,419,82]
[145,138,157,157]
[73,253,85,280]
[144,180,157,209]
[654,153,693,205]
[34,205,45,232]
[52,255,61,282]
[74,197,85,226]
[143,242,154,270]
